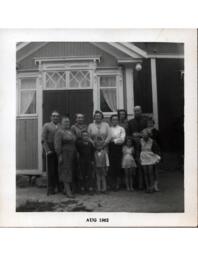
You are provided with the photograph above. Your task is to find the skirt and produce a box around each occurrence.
[122,154,137,168]
[109,142,122,177]
[59,145,76,183]
[140,151,161,166]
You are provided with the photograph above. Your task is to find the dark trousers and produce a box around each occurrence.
[79,159,94,190]
[108,142,122,189]
[46,152,59,193]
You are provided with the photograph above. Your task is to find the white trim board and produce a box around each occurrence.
[91,42,121,59]
[121,42,148,58]
[150,58,159,129]
[16,42,31,51]
[35,56,101,65]
[107,42,143,59]
[148,54,184,59]
[17,42,49,63]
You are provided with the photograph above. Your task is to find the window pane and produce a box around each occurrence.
[100,76,116,87]
[69,71,90,88]
[21,78,36,89]
[20,90,36,114]
[46,72,66,88]
[100,88,117,112]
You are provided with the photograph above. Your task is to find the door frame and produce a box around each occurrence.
[37,62,97,173]
[37,62,124,173]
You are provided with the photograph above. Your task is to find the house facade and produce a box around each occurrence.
[16,42,184,174]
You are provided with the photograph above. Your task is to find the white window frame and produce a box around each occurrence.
[43,70,93,90]
[44,71,67,90]
[96,69,124,117]
[17,73,39,118]
[42,62,96,91]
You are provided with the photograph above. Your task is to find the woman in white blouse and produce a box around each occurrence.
[109,114,126,191]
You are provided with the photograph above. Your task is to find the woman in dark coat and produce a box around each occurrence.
[117,109,128,131]
[54,116,76,198]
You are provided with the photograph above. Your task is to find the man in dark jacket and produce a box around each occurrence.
[127,106,147,137]
[42,111,60,195]
[127,106,148,189]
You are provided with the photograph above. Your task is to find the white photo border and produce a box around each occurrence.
[0,29,197,227]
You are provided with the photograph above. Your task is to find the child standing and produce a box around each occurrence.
[76,131,95,194]
[139,130,161,193]
[94,139,108,193]
[122,137,137,191]
[142,118,161,192]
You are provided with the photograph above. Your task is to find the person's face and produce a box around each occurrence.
[111,116,119,126]
[51,112,60,124]
[61,118,70,129]
[76,114,84,125]
[95,113,103,123]
[126,139,132,147]
[147,120,154,128]
[82,132,89,142]
[142,131,149,140]
[134,108,142,118]
[120,111,126,120]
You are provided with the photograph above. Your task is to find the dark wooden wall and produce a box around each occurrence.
[133,59,153,113]
[156,58,184,152]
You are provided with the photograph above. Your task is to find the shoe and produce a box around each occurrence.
[88,188,94,195]
[148,187,154,193]
[154,182,160,192]
[67,193,75,199]
[154,187,160,192]
[47,190,55,196]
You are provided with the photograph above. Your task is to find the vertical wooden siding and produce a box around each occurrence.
[156,58,184,151]
[16,118,38,169]
[19,42,118,70]
[133,59,153,113]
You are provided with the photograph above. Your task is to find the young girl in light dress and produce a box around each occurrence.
[122,137,137,191]
[142,118,161,191]
[140,129,161,193]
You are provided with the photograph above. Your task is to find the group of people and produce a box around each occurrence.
[42,106,161,198]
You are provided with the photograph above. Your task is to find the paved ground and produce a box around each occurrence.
[16,169,184,213]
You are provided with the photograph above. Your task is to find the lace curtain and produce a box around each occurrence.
[100,76,117,112]
[20,91,36,114]
[101,88,117,112]
[20,78,36,114]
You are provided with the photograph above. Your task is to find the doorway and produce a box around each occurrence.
[43,89,93,124]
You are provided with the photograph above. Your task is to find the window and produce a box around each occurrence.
[19,77,37,115]
[99,76,117,112]
[45,70,91,89]
[46,71,66,89]
[69,70,90,88]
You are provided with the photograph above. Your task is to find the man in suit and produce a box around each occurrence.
[42,111,60,195]
[127,106,148,190]
[127,106,147,137]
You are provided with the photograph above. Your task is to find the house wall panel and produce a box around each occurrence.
[16,118,38,169]
[156,58,184,151]
[19,42,118,70]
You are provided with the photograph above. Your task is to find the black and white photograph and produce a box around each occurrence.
[16,40,185,213]
[0,29,197,227]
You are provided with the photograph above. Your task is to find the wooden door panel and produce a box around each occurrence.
[68,90,93,124]
[43,90,69,124]
[43,90,93,125]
